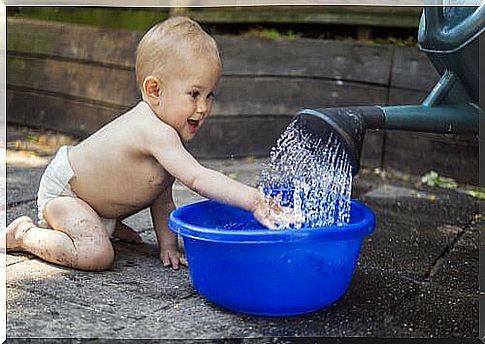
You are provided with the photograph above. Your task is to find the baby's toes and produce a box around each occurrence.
[3,216,34,250]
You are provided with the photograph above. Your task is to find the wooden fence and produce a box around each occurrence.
[6,18,478,183]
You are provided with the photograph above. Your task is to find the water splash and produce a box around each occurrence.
[258,119,353,229]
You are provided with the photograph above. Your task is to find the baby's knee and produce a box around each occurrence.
[76,241,114,271]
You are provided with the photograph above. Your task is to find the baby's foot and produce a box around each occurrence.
[1,216,35,251]
[113,222,143,244]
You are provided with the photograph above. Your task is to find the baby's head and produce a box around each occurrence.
[136,17,222,141]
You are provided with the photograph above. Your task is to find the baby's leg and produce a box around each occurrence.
[4,196,114,271]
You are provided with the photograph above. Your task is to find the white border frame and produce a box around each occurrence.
[0,1,481,342]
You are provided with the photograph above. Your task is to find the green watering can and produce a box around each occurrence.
[296,5,484,174]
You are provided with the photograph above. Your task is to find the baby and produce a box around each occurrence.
[3,17,295,271]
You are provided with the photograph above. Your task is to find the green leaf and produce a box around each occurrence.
[467,190,485,200]
[421,170,457,189]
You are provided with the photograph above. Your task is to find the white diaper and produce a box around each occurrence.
[37,145,116,236]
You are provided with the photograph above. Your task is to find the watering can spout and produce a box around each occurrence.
[295,106,385,176]
[295,103,480,175]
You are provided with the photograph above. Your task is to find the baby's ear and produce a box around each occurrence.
[143,76,162,105]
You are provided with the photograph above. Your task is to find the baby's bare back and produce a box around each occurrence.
[68,103,174,219]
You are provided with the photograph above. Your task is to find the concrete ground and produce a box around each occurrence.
[4,126,481,340]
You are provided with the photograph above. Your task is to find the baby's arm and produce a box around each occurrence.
[150,185,186,269]
[145,127,284,228]
[149,128,258,209]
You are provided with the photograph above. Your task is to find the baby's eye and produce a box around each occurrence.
[189,90,200,99]
[207,92,216,99]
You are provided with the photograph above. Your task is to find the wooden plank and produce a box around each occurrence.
[214,76,388,115]
[391,46,440,92]
[187,115,293,158]
[10,7,421,30]
[388,87,429,105]
[7,18,141,68]
[8,8,169,32]
[7,88,128,137]
[190,6,421,28]
[360,129,384,169]
[7,55,139,107]
[218,36,393,85]
[383,131,479,185]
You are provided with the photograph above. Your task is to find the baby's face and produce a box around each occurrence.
[157,54,221,142]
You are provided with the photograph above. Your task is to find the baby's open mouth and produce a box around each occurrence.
[187,119,199,127]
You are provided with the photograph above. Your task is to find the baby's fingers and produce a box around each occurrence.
[169,251,180,270]
[160,251,177,269]
[253,211,276,229]
[262,220,277,230]
[161,251,172,268]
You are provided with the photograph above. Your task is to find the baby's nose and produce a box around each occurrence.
[196,99,208,114]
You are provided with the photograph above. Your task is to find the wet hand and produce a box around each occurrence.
[252,194,304,230]
[160,245,188,270]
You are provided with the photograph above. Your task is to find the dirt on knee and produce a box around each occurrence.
[75,240,115,271]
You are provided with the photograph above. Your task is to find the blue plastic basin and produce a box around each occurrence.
[169,199,375,316]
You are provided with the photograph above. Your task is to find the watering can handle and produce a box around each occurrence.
[418,5,485,52]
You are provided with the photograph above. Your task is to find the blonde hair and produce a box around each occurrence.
[136,16,221,94]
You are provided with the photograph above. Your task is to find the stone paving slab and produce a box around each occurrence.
[7,285,123,338]
[429,229,479,296]
[6,201,38,227]
[360,184,479,276]
[6,167,45,205]
[4,150,481,339]
[393,283,478,338]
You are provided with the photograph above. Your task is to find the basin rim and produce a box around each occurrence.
[169,199,376,244]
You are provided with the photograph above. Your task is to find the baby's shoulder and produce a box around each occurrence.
[136,116,181,152]
[140,117,178,141]
[121,102,182,150]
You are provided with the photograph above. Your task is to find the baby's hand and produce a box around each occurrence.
[160,244,188,270]
[252,194,304,230]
